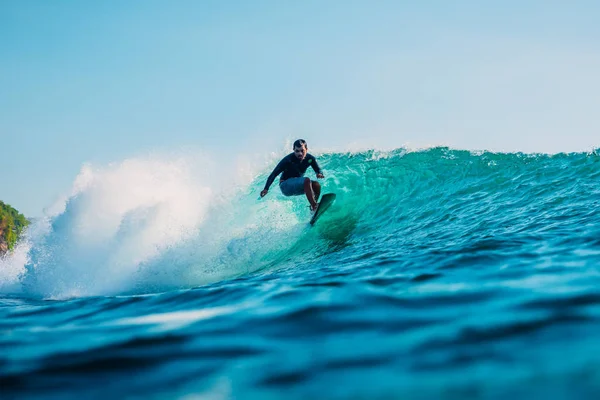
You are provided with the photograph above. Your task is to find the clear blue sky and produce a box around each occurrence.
[1,0,599,216]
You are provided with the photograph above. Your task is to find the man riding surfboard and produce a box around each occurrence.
[260,139,324,211]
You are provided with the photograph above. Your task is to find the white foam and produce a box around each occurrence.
[2,153,214,298]
[0,240,31,292]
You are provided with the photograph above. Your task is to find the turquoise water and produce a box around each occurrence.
[2,147,600,399]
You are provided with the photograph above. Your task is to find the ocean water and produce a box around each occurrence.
[2,147,600,399]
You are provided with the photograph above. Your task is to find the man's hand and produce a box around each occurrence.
[317,173,324,179]
[260,189,268,197]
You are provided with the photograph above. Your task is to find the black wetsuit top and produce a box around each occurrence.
[263,153,322,191]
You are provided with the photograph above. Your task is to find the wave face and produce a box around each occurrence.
[2,147,600,399]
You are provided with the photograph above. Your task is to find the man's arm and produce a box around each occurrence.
[261,156,288,196]
[310,156,325,178]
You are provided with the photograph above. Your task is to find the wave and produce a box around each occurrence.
[2,147,599,299]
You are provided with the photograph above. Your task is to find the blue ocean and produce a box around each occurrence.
[2,147,600,399]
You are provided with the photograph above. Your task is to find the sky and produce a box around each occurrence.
[1,0,599,216]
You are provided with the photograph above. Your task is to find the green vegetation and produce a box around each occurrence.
[0,200,29,254]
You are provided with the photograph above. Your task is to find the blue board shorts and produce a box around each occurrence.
[279,177,307,196]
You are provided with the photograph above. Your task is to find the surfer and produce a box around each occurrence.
[260,139,325,211]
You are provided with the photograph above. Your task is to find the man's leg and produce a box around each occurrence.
[312,180,321,203]
[303,178,318,211]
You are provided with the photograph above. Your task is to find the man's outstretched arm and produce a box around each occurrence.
[261,157,288,197]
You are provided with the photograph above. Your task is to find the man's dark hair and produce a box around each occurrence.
[293,139,307,149]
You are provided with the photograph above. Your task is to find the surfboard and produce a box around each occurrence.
[309,193,336,225]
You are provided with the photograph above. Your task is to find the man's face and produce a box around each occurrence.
[294,144,307,161]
